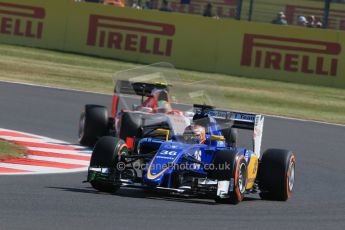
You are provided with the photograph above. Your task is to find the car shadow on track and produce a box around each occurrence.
[47,186,261,205]
[47,186,100,194]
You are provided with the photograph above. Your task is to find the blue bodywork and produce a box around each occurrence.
[139,115,253,188]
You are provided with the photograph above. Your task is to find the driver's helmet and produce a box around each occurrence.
[157,100,172,113]
[156,90,172,113]
[183,125,206,144]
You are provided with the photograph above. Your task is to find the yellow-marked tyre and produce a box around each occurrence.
[210,150,247,205]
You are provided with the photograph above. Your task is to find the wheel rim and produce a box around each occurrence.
[288,161,295,192]
[78,113,85,140]
[238,162,247,194]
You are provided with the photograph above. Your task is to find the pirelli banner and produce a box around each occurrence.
[0,0,345,88]
[0,0,67,49]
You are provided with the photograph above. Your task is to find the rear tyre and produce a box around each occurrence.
[78,104,109,147]
[222,128,238,147]
[258,149,296,201]
[210,150,247,205]
[89,136,128,193]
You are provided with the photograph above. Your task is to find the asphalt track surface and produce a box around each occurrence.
[0,81,345,230]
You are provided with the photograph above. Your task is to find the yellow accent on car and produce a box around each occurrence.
[210,135,225,141]
[146,157,178,180]
[153,129,170,141]
[246,154,259,189]
[154,82,172,87]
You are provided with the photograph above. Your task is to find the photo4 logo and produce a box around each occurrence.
[0,2,45,39]
[87,15,176,56]
[240,34,342,77]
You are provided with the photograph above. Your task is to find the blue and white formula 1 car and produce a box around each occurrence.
[86,104,296,204]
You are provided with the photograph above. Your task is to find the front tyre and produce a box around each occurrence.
[258,149,296,201]
[90,181,119,194]
[210,150,247,205]
[88,136,128,193]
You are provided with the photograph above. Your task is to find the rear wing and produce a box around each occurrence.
[194,105,264,157]
[114,80,169,97]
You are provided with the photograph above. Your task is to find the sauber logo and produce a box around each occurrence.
[0,2,45,39]
[241,34,342,76]
[285,5,345,30]
[87,15,176,56]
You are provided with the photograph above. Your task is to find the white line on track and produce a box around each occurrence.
[27,155,89,166]
[27,147,92,156]
[0,162,87,173]
[0,136,61,143]
[0,163,88,175]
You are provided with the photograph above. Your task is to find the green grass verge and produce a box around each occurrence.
[0,139,25,160]
[0,44,345,124]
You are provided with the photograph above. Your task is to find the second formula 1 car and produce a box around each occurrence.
[78,80,192,147]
